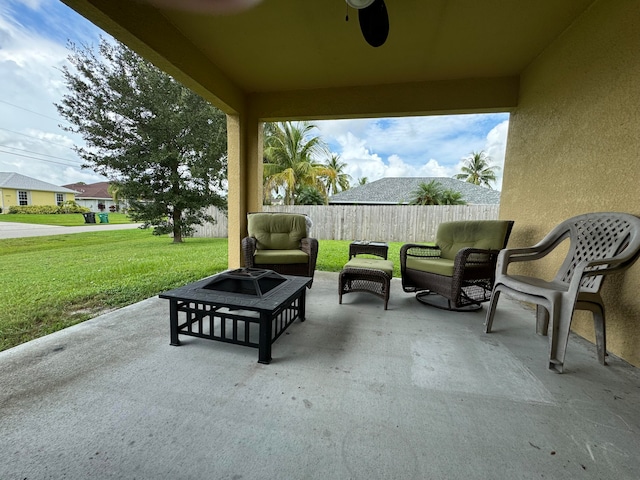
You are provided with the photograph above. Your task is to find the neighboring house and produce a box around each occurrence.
[328,177,501,205]
[0,172,77,213]
[63,182,125,212]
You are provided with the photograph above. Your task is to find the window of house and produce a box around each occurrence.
[56,193,64,206]
[18,191,28,206]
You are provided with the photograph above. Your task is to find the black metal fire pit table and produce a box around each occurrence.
[159,269,312,364]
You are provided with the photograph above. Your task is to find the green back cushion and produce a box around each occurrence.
[437,220,511,260]
[248,213,307,250]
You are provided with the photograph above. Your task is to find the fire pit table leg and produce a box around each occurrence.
[300,289,307,321]
[169,300,180,346]
[258,312,273,364]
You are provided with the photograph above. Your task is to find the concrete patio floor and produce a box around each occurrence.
[1,271,639,479]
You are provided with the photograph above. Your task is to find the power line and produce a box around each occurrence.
[0,126,77,151]
[0,148,86,168]
[0,99,71,126]
[0,145,84,165]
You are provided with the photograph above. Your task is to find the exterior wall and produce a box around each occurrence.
[500,0,640,366]
[1,189,17,211]
[74,198,121,212]
[30,191,71,206]
[0,189,75,211]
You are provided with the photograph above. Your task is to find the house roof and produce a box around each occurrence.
[0,172,78,194]
[63,182,112,200]
[328,177,501,205]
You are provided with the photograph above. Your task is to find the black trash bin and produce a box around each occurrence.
[82,212,96,224]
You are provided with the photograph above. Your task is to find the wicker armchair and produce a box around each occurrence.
[485,212,640,373]
[400,220,514,311]
[242,212,318,287]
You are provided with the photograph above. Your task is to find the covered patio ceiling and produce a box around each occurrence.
[63,0,597,118]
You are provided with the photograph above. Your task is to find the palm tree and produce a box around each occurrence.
[263,121,328,205]
[454,150,499,188]
[439,188,466,205]
[107,182,122,211]
[296,185,325,205]
[358,177,368,186]
[321,154,351,197]
[409,180,443,205]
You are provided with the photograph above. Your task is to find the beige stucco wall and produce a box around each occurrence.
[500,0,640,366]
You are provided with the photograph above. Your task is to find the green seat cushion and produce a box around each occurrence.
[406,257,454,277]
[437,220,511,260]
[254,249,309,265]
[248,213,308,250]
[344,258,394,277]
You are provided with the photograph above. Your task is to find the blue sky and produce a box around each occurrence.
[0,0,509,189]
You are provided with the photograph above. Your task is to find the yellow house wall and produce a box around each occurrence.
[500,0,640,366]
[0,190,75,211]
[31,191,60,206]
[2,189,17,210]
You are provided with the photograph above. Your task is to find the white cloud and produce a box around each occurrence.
[484,120,509,189]
[315,113,509,189]
[0,1,104,186]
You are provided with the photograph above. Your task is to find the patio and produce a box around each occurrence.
[1,271,639,479]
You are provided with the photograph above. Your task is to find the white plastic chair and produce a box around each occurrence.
[484,212,640,373]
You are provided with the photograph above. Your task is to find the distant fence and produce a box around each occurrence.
[193,204,500,242]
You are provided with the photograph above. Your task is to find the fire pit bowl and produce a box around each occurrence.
[201,268,286,297]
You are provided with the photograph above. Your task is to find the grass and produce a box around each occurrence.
[0,230,405,352]
[0,213,134,226]
[0,230,227,351]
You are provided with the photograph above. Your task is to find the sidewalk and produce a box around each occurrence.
[0,221,143,239]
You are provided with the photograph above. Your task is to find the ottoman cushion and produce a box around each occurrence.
[344,258,394,277]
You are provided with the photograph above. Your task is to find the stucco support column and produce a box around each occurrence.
[226,114,263,268]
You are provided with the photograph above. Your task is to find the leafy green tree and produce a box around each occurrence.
[56,38,227,243]
[358,177,368,186]
[410,180,444,205]
[321,154,351,196]
[263,121,328,205]
[454,150,499,189]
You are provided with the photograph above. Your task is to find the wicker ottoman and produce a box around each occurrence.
[339,258,394,310]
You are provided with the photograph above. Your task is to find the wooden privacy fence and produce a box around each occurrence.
[194,204,500,242]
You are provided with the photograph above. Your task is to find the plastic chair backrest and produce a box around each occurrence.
[554,213,640,292]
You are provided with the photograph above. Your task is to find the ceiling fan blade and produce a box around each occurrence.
[358,0,389,47]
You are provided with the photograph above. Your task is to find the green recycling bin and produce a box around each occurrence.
[98,213,109,223]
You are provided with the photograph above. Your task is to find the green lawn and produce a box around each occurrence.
[0,231,406,352]
[0,213,134,226]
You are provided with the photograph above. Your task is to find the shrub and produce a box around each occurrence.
[8,202,90,215]
[9,205,59,214]
[60,200,90,214]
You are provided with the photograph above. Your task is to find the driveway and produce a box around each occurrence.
[0,221,144,239]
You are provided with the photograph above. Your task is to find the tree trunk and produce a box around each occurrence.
[172,209,183,243]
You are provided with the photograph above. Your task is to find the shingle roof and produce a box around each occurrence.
[329,177,501,205]
[0,172,78,194]
[63,182,111,199]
